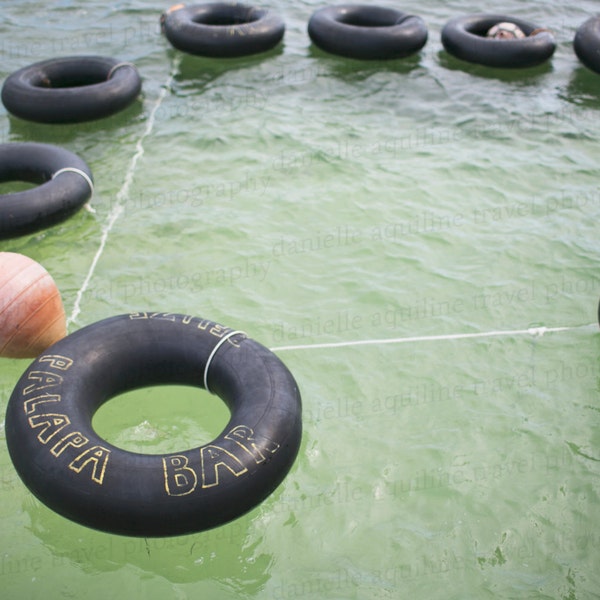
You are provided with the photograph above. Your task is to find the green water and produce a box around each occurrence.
[1,1,600,598]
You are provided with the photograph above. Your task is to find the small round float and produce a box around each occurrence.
[307,4,428,60]
[441,13,556,68]
[574,17,600,74]
[5,313,302,537]
[0,252,67,359]
[0,142,93,239]
[161,3,285,58]
[1,55,142,123]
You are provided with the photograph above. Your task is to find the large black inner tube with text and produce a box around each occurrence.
[161,2,285,57]
[307,4,428,60]
[441,13,556,68]
[0,142,93,239]
[1,55,141,124]
[5,313,302,537]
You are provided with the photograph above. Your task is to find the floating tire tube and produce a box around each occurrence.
[0,143,93,239]
[574,17,600,74]
[161,3,285,58]
[441,13,556,68]
[1,55,142,123]
[5,313,302,537]
[307,5,428,60]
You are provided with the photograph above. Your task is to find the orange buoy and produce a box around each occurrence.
[0,252,67,358]
[166,3,185,13]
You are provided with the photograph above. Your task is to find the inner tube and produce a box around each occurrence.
[161,3,285,58]
[574,17,600,74]
[0,142,93,239]
[1,56,142,124]
[5,313,302,537]
[441,13,556,68]
[307,5,428,60]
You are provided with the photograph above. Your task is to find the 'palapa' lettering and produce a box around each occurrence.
[69,446,111,485]
[28,413,71,444]
[51,431,89,457]
[23,394,61,415]
[37,355,73,371]
[22,371,63,395]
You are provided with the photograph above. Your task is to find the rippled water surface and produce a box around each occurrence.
[1,1,600,598]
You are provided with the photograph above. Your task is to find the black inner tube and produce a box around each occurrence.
[161,4,285,57]
[1,56,142,123]
[0,142,93,239]
[5,313,302,537]
[441,13,555,68]
[308,5,428,60]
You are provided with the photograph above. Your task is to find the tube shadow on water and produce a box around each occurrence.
[306,45,424,82]
[169,44,285,85]
[563,64,600,108]
[6,99,144,145]
[22,495,275,590]
[436,49,554,84]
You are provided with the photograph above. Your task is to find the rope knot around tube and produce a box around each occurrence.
[52,167,95,195]
[0,142,94,239]
[1,55,142,123]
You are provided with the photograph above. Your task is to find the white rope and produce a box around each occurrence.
[203,331,247,394]
[107,62,138,80]
[52,167,94,194]
[67,57,181,328]
[269,323,596,352]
